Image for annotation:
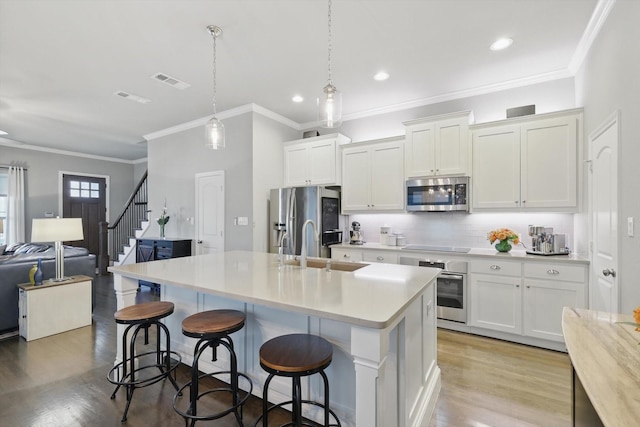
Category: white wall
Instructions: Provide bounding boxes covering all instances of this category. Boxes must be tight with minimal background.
[574,0,640,314]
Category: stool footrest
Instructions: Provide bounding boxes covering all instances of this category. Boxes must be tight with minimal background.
[107,350,181,388]
[173,370,253,422]
[255,399,342,427]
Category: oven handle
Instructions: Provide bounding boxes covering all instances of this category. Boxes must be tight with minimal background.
[439,273,464,280]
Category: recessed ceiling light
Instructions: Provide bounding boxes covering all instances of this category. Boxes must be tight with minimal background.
[0,130,7,135]
[292,95,304,103]
[373,71,390,81]
[490,38,513,51]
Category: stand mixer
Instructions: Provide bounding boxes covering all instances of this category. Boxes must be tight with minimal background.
[349,221,364,245]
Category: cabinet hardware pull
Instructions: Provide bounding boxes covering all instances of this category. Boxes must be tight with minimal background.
[489,265,501,270]
[515,201,519,204]
[522,200,526,204]
[547,269,559,275]
[516,284,520,288]
[377,256,384,261]
[526,285,531,289]
[343,254,350,258]
[197,240,203,244]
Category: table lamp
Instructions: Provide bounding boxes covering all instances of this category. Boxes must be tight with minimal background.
[31,217,84,281]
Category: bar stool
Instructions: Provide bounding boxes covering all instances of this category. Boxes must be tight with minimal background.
[173,309,253,426]
[107,301,181,423]
[256,334,341,427]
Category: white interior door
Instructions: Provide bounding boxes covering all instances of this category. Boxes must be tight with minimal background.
[195,171,225,255]
[589,112,619,313]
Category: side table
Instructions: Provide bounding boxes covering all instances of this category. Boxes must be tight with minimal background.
[18,275,93,341]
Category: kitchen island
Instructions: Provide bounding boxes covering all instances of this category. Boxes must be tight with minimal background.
[108,251,440,427]
[562,307,640,426]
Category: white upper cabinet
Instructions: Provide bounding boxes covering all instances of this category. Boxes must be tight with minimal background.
[403,111,473,178]
[342,137,404,213]
[283,133,350,187]
[471,109,582,212]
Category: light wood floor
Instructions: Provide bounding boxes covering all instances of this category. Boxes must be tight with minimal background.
[0,274,572,426]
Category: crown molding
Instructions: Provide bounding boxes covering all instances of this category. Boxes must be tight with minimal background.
[144,103,301,142]
[569,0,616,74]
[0,138,137,164]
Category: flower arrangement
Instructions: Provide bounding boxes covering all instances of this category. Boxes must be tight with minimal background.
[157,200,170,238]
[487,228,520,252]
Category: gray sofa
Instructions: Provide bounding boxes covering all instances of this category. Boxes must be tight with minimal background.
[0,243,97,333]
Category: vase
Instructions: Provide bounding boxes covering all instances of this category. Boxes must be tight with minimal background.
[29,264,38,285]
[495,240,512,253]
[34,258,44,286]
[159,224,165,239]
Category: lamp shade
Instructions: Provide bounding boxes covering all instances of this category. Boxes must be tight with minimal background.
[31,218,84,242]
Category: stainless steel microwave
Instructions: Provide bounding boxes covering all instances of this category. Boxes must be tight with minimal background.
[406,176,469,212]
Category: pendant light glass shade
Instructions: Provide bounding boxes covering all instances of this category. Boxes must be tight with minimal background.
[205,25,225,149]
[318,82,342,128]
[205,116,225,149]
[317,0,342,128]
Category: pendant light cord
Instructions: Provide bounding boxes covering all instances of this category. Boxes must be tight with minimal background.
[327,0,333,84]
[212,29,218,115]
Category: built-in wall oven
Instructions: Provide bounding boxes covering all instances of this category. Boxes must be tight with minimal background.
[399,256,468,323]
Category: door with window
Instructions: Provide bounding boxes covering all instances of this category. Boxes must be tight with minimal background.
[62,174,106,256]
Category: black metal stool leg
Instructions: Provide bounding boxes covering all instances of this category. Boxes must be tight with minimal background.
[321,370,330,427]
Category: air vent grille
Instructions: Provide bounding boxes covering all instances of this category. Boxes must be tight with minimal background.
[114,91,151,104]
[151,72,190,90]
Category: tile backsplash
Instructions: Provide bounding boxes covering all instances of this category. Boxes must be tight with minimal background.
[348,212,575,251]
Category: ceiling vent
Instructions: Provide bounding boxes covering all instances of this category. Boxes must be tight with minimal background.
[114,91,151,104]
[151,72,191,90]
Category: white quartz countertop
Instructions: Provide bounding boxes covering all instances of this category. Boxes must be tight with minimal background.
[332,242,589,264]
[108,250,439,329]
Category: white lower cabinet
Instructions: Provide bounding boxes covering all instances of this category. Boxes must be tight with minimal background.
[331,247,364,262]
[469,261,523,334]
[362,250,398,264]
[469,260,588,345]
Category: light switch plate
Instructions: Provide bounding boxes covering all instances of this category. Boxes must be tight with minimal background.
[238,216,249,226]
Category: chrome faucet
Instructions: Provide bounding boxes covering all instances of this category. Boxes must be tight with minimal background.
[300,219,318,269]
[277,231,289,267]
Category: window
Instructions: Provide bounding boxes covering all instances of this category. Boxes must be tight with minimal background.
[69,180,100,199]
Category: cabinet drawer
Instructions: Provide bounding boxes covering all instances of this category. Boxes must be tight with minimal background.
[523,263,586,283]
[362,251,398,264]
[470,260,521,277]
[331,248,363,262]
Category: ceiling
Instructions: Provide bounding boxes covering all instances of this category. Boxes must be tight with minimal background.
[0,0,600,161]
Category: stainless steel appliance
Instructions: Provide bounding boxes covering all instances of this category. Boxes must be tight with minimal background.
[269,187,343,259]
[399,256,468,323]
[406,176,469,212]
[526,225,569,255]
[349,221,364,245]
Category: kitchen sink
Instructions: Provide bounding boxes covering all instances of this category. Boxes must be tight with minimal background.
[284,258,367,272]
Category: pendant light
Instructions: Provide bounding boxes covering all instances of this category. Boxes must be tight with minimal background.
[317,0,342,128]
[205,25,225,149]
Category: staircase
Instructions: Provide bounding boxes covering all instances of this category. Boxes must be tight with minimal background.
[99,171,149,272]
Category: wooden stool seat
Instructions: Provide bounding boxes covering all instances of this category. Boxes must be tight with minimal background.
[181,309,246,338]
[114,301,174,324]
[260,334,333,375]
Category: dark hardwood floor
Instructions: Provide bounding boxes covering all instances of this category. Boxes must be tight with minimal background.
[0,274,572,426]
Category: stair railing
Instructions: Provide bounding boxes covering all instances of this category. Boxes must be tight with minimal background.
[98,171,148,274]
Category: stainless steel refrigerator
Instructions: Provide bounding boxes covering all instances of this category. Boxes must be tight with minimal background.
[269,186,344,259]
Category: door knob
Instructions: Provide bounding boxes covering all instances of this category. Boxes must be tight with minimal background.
[602,268,616,278]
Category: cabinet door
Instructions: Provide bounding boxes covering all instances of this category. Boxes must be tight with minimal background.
[309,139,337,185]
[405,124,435,178]
[342,146,372,212]
[435,118,468,176]
[523,279,585,342]
[469,274,522,334]
[370,141,404,211]
[284,144,310,187]
[472,125,521,209]
[521,115,578,209]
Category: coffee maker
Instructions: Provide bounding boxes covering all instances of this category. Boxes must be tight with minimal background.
[349,221,364,245]
[526,225,569,255]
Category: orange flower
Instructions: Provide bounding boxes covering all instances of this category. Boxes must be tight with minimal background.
[487,228,520,246]
[634,306,640,331]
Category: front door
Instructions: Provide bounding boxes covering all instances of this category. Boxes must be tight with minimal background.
[62,174,106,256]
[195,171,225,255]
[590,112,619,313]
